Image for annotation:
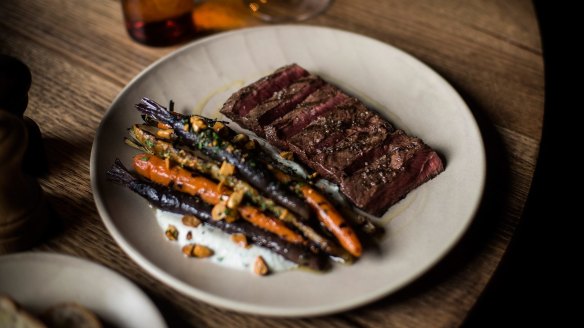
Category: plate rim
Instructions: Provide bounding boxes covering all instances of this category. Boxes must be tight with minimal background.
[90,24,486,317]
[0,252,168,327]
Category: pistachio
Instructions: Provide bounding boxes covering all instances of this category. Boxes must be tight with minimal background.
[211,201,238,222]
[279,151,294,160]
[219,161,235,176]
[244,139,258,150]
[231,233,250,248]
[212,121,228,137]
[181,243,214,258]
[181,244,195,257]
[227,189,245,209]
[190,116,207,132]
[182,215,202,228]
[165,225,178,241]
[253,256,269,276]
[156,128,173,139]
[194,244,214,258]
[232,133,249,145]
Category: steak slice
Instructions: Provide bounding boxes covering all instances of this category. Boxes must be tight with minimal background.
[219,63,445,216]
[264,84,350,149]
[340,132,444,216]
[220,64,308,129]
[239,75,324,137]
[287,100,394,183]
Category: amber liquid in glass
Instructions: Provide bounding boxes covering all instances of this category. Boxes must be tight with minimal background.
[122,0,195,46]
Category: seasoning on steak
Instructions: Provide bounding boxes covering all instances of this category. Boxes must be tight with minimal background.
[219,64,444,216]
[221,64,309,132]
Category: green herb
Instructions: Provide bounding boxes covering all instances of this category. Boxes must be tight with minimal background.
[145,139,155,148]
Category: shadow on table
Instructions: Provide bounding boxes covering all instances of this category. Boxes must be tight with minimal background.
[339,80,513,323]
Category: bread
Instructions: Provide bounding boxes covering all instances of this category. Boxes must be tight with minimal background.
[41,303,102,328]
[0,296,103,328]
[0,295,47,328]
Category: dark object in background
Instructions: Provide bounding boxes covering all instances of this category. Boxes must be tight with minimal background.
[0,111,49,253]
[0,54,48,176]
[121,0,196,47]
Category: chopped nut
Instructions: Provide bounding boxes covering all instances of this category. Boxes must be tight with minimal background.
[193,244,214,258]
[182,243,214,258]
[212,201,239,222]
[190,116,207,132]
[186,231,193,240]
[227,189,245,209]
[232,133,249,145]
[219,161,236,176]
[165,225,178,241]
[279,151,294,160]
[272,170,292,184]
[253,256,269,276]
[182,215,202,227]
[156,128,173,139]
[212,121,228,137]
[278,208,289,220]
[308,171,319,179]
[244,139,258,150]
[182,244,195,256]
[231,233,250,248]
[157,122,171,129]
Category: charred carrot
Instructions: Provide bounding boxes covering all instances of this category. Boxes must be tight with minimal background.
[239,206,304,244]
[107,159,326,270]
[128,126,350,258]
[132,153,305,244]
[297,184,362,257]
[135,97,312,220]
[133,153,223,204]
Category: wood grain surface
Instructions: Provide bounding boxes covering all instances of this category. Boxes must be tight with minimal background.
[0,0,543,326]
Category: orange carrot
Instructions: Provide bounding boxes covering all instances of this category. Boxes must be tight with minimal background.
[133,153,224,204]
[132,154,304,244]
[298,185,362,257]
[238,206,304,244]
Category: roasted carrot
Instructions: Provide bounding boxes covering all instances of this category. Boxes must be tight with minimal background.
[239,206,304,244]
[132,153,305,244]
[298,185,362,257]
[133,153,223,204]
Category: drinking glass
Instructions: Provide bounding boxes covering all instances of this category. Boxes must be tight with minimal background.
[243,0,331,23]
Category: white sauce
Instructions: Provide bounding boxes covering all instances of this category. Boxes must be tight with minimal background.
[155,209,297,272]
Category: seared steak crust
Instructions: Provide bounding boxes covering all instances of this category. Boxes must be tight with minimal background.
[220,64,444,216]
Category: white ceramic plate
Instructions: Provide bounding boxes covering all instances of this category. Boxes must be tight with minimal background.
[0,252,167,327]
[91,25,485,317]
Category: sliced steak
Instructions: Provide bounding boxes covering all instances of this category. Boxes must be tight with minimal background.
[219,63,445,216]
[287,108,392,183]
[340,133,444,216]
[239,75,324,137]
[220,64,308,129]
[265,84,350,149]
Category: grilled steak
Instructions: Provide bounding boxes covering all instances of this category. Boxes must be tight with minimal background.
[220,64,444,216]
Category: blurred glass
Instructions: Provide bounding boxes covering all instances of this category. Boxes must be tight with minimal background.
[243,0,331,23]
[122,0,196,46]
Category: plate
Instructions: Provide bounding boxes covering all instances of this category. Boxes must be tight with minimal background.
[90,25,485,316]
[0,252,167,327]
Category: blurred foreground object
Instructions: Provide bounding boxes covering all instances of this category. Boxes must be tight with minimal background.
[122,0,196,46]
[243,0,331,22]
[0,55,48,176]
[0,111,49,253]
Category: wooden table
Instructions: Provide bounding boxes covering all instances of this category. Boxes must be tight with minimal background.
[0,0,543,326]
